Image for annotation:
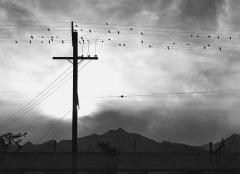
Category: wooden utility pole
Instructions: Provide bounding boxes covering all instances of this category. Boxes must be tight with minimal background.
[53,21,98,174]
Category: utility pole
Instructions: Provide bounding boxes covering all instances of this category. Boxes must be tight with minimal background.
[53,21,98,174]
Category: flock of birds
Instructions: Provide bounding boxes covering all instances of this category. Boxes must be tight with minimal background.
[0,21,239,53]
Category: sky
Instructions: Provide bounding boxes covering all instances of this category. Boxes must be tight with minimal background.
[1,0,240,145]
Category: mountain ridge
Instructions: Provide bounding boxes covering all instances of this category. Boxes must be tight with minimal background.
[15,128,240,153]
[19,128,205,153]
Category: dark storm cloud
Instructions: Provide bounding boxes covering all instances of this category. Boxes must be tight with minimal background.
[78,110,151,136]
[0,1,34,21]
[176,0,224,26]
[7,100,239,145]
[7,113,72,143]
[77,101,240,145]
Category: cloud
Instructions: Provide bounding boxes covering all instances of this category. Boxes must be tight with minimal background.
[0,1,34,21]
[2,98,240,146]
[78,100,240,145]
[176,0,224,26]
[1,0,240,147]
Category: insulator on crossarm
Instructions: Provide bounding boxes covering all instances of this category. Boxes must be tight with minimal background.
[30,35,33,39]
[62,40,64,44]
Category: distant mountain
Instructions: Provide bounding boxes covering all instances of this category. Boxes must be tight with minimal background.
[20,128,205,153]
[200,133,240,153]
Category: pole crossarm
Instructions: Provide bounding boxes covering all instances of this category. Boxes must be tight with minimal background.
[53,56,98,60]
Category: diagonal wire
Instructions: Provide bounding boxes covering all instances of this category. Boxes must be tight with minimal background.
[0,65,72,129]
[35,110,70,144]
[1,60,92,132]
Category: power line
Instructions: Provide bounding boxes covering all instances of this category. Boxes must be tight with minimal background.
[35,110,70,144]
[0,69,73,131]
[1,60,92,132]
[90,90,240,99]
[0,63,75,131]
[1,20,239,33]
[0,65,72,129]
